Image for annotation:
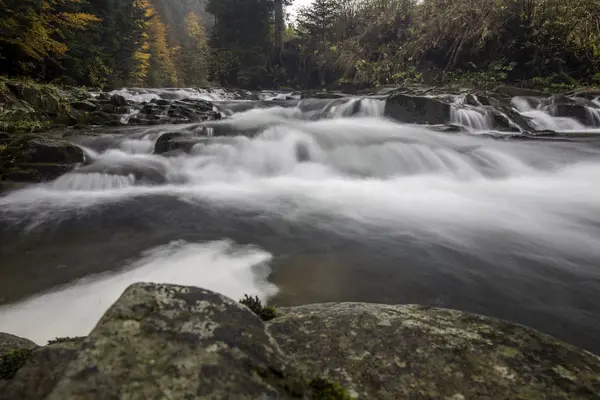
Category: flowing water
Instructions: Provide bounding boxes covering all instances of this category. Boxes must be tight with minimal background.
[1,89,600,353]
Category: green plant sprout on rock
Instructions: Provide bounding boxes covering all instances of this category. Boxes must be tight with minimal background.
[239,294,277,321]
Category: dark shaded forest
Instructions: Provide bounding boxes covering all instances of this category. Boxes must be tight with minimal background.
[1,0,599,90]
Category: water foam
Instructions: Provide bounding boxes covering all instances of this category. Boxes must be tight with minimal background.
[0,240,276,344]
[512,97,587,131]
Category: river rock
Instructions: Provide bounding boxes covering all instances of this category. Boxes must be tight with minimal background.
[268,303,600,399]
[301,91,347,99]
[47,283,307,399]
[110,94,127,107]
[0,339,83,400]
[384,93,451,124]
[494,85,549,98]
[70,101,97,112]
[0,134,84,184]
[154,131,195,154]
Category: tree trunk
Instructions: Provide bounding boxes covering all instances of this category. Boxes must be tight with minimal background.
[274,0,284,56]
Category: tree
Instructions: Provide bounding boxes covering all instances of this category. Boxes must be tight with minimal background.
[147,4,178,87]
[296,0,338,46]
[206,0,273,87]
[178,12,209,86]
[0,0,99,76]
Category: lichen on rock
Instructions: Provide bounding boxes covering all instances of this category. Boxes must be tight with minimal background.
[47,283,309,400]
[267,303,600,400]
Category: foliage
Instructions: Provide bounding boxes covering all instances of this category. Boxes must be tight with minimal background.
[239,294,277,321]
[47,336,85,345]
[2,0,597,89]
[296,0,339,45]
[0,348,32,380]
[0,0,212,88]
[206,0,274,88]
[0,0,99,62]
[277,0,600,88]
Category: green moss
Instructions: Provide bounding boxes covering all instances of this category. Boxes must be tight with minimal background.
[239,294,278,322]
[0,348,32,380]
[0,120,51,134]
[309,377,353,400]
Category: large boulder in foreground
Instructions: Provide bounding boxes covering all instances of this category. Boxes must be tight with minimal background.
[268,303,600,400]
[47,283,307,400]
[384,93,451,125]
[3,284,600,399]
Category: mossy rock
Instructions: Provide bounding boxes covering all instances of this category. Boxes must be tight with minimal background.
[268,303,600,399]
[0,349,32,380]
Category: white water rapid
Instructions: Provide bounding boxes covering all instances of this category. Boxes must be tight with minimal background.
[1,90,600,352]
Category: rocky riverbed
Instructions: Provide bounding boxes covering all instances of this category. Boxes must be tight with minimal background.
[1,283,599,399]
[2,80,600,369]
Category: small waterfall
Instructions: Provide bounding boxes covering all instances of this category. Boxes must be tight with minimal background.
[450,108,492,131]
[355,98,386,117]
[512,97,586,131]
[51,172,136,191]
[327,98,385,118]
[120,109,140,124]
[450,97,492,131]
[585,106,600,127]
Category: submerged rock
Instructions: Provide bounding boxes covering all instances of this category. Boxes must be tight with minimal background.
[268,303,600,399]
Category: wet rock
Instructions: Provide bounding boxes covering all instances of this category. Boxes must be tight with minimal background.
[151,98,171,106]
[110,94,127,107]
[430,124,464,133]
[11,136,83,165]
[384,93,451,124]
[154,131,194,154]
[47,283,307,400]
[301,91,347,99]
[494,85,549,98]
[70,101,96,112]
[0,134,84,184]
[0,339,83,400]
[572,89,600,100]
[268,303,600,400]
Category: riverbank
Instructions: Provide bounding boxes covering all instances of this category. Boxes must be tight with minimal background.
[1,283,599,399]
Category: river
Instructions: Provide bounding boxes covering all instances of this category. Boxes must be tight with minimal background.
[1,88,600,354]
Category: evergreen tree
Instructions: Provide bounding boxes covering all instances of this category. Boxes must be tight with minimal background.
[206,0,273,87]
[296,0,339,45]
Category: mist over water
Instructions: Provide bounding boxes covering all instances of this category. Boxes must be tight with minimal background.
[1,89,600,351]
